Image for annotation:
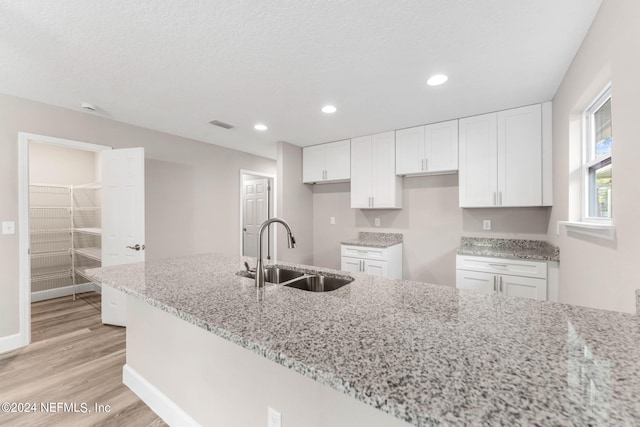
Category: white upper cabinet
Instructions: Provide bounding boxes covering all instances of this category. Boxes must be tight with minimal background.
[459,103,551,207]
[458,112,498,207]
[396,120,458,176]
[497,106,542,206]
[302,139,350,184]
[351,131,402,209]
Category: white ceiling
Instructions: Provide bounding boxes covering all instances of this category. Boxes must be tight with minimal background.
[0,0,602,159]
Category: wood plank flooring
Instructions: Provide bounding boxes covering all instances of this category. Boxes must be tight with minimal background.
[0,292,166,427]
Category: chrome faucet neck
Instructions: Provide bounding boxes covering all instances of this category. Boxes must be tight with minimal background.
[255,218,296,288]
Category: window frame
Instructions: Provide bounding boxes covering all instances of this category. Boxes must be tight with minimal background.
[582,84,612,224]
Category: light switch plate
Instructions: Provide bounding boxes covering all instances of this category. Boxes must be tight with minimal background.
[2,221,15,235]
[330,216,335,225]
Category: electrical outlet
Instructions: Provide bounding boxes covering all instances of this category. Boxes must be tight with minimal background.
[483,220,491,231]
[2,221,15,235]
[374,218,380,227]
[268,407,281,427]
[330,216,335,225]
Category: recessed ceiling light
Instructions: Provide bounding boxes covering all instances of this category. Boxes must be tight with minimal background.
[427,74,448,86]
[254,124,268,131]
[321,105,337,114]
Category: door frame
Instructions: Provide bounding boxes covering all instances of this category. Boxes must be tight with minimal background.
[18,132,112,348]
[238,169,277,259]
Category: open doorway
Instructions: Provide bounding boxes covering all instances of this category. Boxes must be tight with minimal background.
[18,133,145,348]
[28,142,103,302]
[239,170,276,260]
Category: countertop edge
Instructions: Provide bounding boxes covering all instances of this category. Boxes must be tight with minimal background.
[456,248,560,262]
[340,240,403,248]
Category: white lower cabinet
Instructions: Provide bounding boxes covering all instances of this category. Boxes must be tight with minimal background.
[455,255,547,301]
[341,244,402,279]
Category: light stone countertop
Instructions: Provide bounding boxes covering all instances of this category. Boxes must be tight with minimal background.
[87,253,640,426]
[341,232,403,248]
[457,237,560,262]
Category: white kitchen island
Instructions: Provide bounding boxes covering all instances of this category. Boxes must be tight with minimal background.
[87,253,640,426]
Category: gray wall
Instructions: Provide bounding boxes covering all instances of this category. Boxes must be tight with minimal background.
[312,175,550,287]
[29,142,97,185]
[276,142,314,265]
[0,93,276,338]
[549,0,640,313]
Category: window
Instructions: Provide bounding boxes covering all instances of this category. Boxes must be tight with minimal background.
[583,85,612,221]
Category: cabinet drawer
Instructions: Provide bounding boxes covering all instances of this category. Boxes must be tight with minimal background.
[456,255,547,279]
[341,245,388,261]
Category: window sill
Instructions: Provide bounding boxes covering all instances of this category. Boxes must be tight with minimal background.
[557,220,615,240]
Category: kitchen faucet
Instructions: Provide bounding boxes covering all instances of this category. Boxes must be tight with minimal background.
[255,218,296,288]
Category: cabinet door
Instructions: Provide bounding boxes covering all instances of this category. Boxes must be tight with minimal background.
[456,269,496,295]
[341,257,362,274]
[302,145,326,183]
[350,136,372,208]
[370,131,400,208]
[395,126,425,175]
[499,275,547,301]
[497,104,542,206]
[364,259,388,277]
[325,139,351,181]
[458,113,498,207]
[425,120,458,173]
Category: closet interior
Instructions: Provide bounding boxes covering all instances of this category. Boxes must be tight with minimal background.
[29,143,102,302]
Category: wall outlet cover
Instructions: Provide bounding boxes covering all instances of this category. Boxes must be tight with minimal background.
[483,220,491,231]
[268,407,281,427]
[374,218,381,227]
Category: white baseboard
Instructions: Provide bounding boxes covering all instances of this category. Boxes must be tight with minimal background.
[0,333,24,354]
[31,283,98,302]
[123,364,201,427]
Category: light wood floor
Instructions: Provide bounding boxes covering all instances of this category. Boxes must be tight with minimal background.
[0,292,166,427]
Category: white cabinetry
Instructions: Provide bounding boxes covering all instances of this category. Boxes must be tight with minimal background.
[303,140,350,184]
[351,132,402,209]
[455,255,547,301]
[341,244,402,279]
[395,120,458,176]
[458,103,552,207]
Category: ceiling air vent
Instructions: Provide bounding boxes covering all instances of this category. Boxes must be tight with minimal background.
[208,119,234,129]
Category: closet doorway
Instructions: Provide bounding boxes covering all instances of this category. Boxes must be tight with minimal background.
[18,133,145,348]
[239,170,276,259]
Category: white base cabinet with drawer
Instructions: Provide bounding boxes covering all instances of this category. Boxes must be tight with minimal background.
[455,255,548,301]
[341,244,402,279]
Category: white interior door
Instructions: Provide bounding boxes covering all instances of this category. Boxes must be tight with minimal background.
[101,147,145,326]
[242,178,269,257]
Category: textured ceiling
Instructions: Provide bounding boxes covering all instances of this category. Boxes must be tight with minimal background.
[0,0,602,159]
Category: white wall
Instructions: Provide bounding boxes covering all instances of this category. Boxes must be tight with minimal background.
[29,142,97,185]
[312,175,551,287]
[0,93,276,339]
[548,0,640,313]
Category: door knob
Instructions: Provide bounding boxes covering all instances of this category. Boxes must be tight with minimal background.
[126,244,144,251]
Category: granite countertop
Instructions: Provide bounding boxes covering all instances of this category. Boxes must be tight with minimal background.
[457,237,560,262]
[87,254,640,426]
[341,231,403,248]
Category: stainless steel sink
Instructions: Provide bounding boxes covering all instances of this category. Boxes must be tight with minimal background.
[284,275,353,292]
[238,266,304,284]
[237,265,353,291]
